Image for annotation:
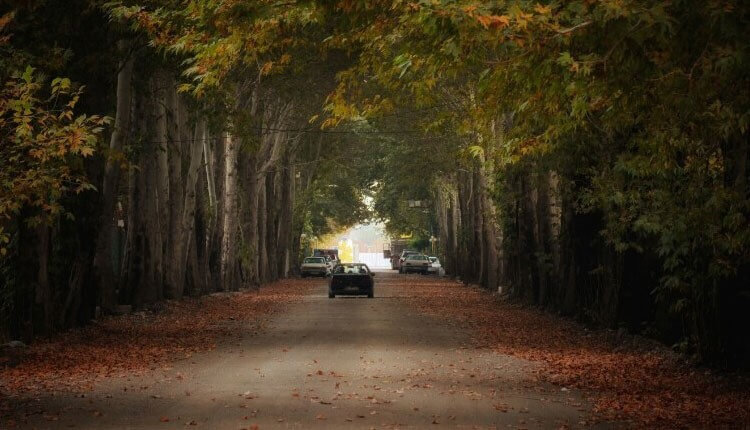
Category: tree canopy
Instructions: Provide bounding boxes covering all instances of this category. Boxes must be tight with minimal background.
[0,0,748,365]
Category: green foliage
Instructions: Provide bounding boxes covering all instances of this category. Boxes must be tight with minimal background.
[0,67,109,254]
[409,236,431,253]
[304,166,370,236]
[43,0,750,362]
[314,0,749,361]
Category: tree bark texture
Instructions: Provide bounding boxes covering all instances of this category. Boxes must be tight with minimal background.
[93,41,134,311]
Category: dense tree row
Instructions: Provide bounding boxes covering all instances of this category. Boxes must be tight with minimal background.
[0,1,368,339]
[1,0,748,366]
[338,0,749,366]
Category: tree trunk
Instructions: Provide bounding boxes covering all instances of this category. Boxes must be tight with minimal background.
[131,91,166,305]
[94,40,134,312]
[154,73,171,290]
[457,169,474,281]
[243,152,260,286]
[448,189,460,277]
[165,74,185,299]
[257,175,269,284]
[34,225,52,336]
[277,161,294,277]
[209,133,225,291]
[179,119,206,292]
[59,255,88,329]
[479,169,499,292]
[220,132,239,291]
[266,171,279,281]
[472,170,485,286]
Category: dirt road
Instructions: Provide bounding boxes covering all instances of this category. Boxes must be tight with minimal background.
[10,271,593,429]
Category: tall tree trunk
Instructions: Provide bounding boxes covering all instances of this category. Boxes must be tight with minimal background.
[209,133,225,291]
[277,161,294,277]
[132,91,166,305]
[94,41,134,312]
[179,119,206,293]
[472,170,485,286]
[457,169,474,281]
[220,132,239,290]
[448,189,460,277]
[257,175,269,284]
[479,167,499,292]
[154,73,171,291]
[194,151,211,295]
[203,129,217,209]
[59,255,88,328]
[521,171,539,303]
[34,225,52,336]
[243,152,260,286]
[165,74,185,299]
[266,171,280,281]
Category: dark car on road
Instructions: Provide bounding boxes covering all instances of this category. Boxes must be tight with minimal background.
[329,263,375,298]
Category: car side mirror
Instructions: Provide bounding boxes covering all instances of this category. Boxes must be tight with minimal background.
[371,273,376,277]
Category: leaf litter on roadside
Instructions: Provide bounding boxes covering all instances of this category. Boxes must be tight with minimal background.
[0,279,315,398]
[392,277,750,428]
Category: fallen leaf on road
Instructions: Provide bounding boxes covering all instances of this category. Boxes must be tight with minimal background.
[397,277,750,427]
[0,279,313,405]
[493,403,509,412]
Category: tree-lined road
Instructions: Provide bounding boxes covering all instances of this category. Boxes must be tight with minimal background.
[15,272,592,429]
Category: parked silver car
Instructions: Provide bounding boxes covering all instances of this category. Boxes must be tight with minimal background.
[427,256,444,275]
[397,250,419,273]
[401,254,430,274]
[300,257,330,277]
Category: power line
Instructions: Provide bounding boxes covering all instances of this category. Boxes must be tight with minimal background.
[140,128,457,145]
[132,102,465,144]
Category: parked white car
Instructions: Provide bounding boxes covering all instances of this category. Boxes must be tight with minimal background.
[397,250,418,273]
[427,256,444,275]
[401,254,430,274]
[301,257,330,277]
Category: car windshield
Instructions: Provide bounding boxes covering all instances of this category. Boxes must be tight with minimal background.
[409,255,428,260]
[334,264,369,274]
[429,257,438,263]
[304,257,325,264]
